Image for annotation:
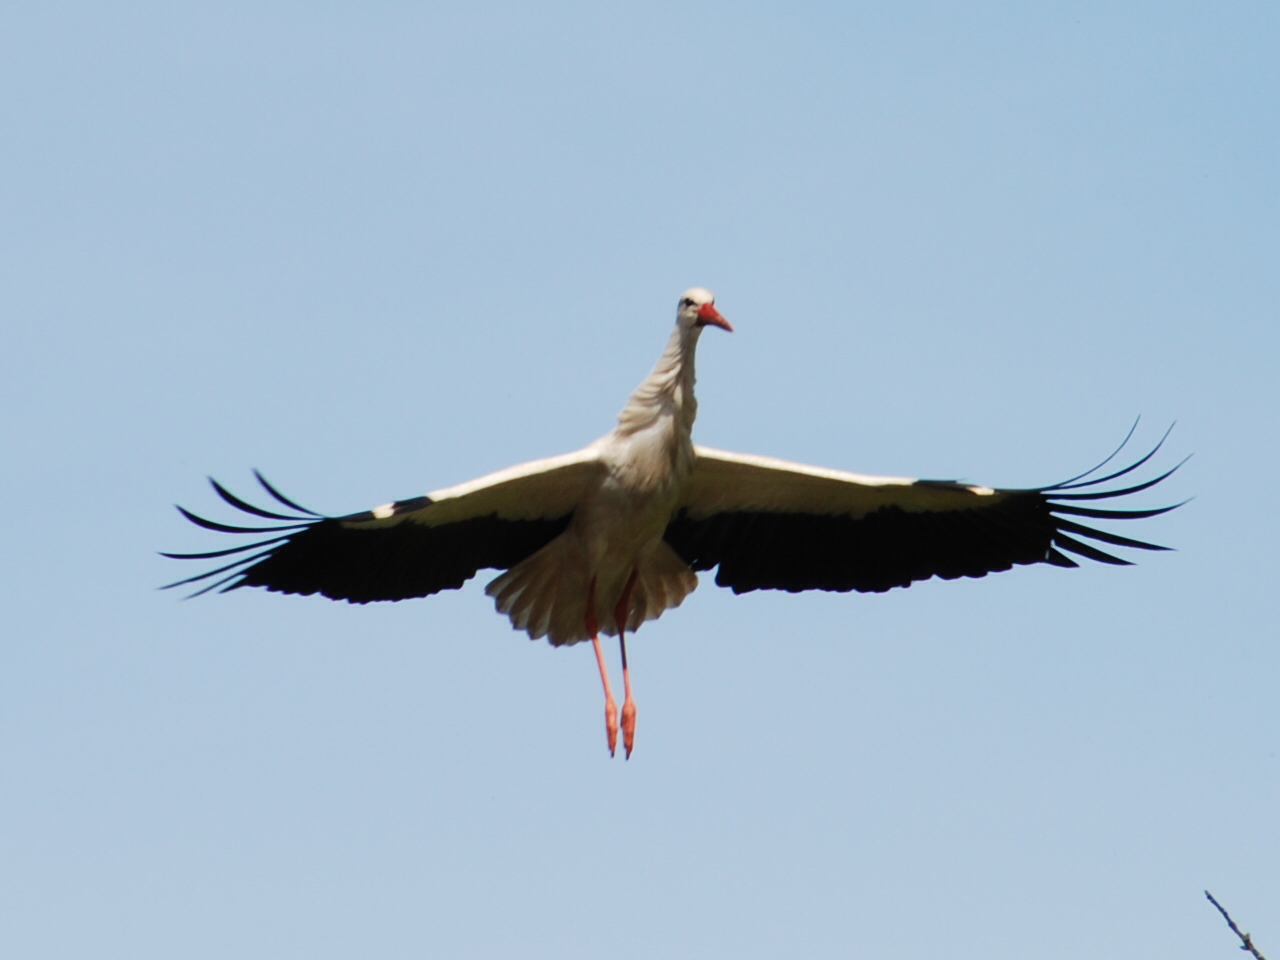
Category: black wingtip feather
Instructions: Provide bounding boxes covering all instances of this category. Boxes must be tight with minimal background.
[158,536,292,561]
[254,470,323,516]
[1053,533,1133,566]
[185,572,249,599]
[161,547,282,590]
[1049,429,1181,492]
[1047,459,1188,501]
[1055,519,1170,552]
[1050,502,1184,521]
[1052,417,1142,488]
[209,477,310,522]
[175,504,307,535]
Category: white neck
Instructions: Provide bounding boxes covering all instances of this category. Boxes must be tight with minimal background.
[615,322,702,439]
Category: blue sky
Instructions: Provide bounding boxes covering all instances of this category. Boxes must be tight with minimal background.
[2,3,1277,957]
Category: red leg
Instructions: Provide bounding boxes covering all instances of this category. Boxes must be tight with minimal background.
[586,578,618,757]
[614,569,639,759]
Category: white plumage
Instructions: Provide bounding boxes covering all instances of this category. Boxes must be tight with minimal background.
[166,288,1181,757]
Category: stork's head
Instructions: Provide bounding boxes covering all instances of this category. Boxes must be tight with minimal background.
[677,288,732,333]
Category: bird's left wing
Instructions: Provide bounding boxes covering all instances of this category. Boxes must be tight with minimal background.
[163,444,605,603]
[663,439,1182,594]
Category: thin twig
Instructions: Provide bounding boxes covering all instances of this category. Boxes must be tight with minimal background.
[1206,890,1269,960]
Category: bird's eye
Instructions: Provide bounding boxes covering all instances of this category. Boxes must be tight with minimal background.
[680,298,695,309]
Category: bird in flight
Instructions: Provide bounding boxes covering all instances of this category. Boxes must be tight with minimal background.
[165,288,1182,758]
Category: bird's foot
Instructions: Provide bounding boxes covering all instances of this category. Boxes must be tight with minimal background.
[604,697,619,757]
[621,696,637,759]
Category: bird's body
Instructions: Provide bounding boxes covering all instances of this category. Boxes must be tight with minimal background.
[488,303,710,647]
[166,288,1182,758]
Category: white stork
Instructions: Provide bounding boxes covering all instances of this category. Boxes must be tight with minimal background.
[165,288,1181,758]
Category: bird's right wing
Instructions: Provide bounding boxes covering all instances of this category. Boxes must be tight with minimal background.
[664,436,1182,594]
[163,444,605,603]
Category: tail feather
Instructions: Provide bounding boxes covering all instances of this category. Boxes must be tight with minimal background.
[523,563,562,640]
[486,536,591,645]
[622,541,698,635]
[485,536,698,646]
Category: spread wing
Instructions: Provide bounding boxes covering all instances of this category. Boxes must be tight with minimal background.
[163,444,605,603]
[663,431,1183,594]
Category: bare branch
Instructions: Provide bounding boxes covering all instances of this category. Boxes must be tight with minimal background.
[1206,890,1269,960]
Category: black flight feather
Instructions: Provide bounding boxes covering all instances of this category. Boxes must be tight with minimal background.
[663,432,1182,595]
[164,475,571,603]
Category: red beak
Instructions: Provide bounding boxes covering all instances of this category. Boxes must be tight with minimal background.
[696,302,733,332]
